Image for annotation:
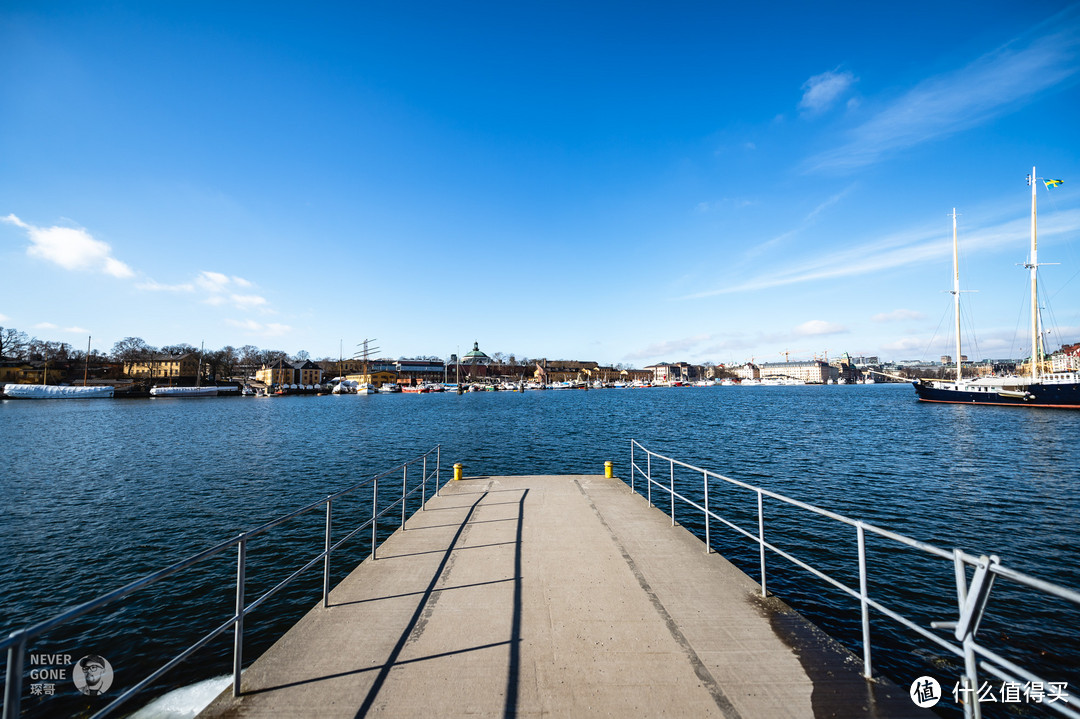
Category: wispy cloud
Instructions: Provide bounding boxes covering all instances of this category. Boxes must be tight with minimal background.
[34,322,58,330]
[799,69,857,115]
[806,14,1080,172]
[680,207,1080,299]
[225,319,292,337]
[795,320,848,337]
[873,309,925,322]
[0,313,9,323]
[624,335,714,361]
[745,184,856,257]
[2,214,134,278]
[193,271,268,311]
[136,279,196,292]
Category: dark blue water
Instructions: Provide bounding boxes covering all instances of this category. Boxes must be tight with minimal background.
[2,385,1078,717]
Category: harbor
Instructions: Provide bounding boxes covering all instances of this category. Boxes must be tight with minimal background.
[2,386,1079,718]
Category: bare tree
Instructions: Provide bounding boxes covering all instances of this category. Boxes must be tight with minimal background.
[0,328,29,359]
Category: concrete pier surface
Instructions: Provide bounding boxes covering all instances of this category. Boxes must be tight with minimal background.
[200,475,927,718]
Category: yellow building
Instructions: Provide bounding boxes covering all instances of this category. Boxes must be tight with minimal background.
[0,362,42,384]
[125,353,200,380]
[256,360,324,386]
[345,370,398,386]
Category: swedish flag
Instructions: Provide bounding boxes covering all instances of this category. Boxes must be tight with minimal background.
[1044,178,1064,189]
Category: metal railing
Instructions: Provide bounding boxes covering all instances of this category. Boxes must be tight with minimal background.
[1,445,442,719]
[629,439,1080,719]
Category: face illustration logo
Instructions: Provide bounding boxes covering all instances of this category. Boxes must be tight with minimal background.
[72,655,113,696]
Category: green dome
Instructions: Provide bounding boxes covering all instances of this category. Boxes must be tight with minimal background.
[462,341,491,364]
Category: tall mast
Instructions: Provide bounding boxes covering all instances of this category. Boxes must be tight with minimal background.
[951,209,962,382]
[84,335,91,386]
[1029,167,1040,381]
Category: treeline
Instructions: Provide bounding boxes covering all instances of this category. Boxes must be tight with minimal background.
[0,327,304,378]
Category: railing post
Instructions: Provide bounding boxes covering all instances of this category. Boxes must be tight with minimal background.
[857,522,872,678]
[669,459,675,526]
[646,453,652,507]
[372,477,379,560]
[323,498,332,608]
[757,490,767,597]
[703,470,710,554]
[402,464,407,530]
[232,535,246,697]
[422,455,427,509]
[630,441,635,494]
[436,446,441,498]
[4,634,26,719]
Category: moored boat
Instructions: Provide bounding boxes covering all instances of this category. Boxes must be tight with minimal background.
[2,384,115,399]
[913,170,1080,408]
[150,386,218,397]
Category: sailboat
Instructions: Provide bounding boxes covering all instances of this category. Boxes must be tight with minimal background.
[912,168,1080,408]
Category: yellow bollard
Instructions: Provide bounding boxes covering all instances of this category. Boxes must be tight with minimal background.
[453,463,463,481]
[604,461,613,478]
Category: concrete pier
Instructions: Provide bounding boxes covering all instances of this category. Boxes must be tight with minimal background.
[200,475,927,718]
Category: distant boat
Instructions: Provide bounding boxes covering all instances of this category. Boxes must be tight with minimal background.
[2,384,114,399]
[357,383,378,395]
[380,383,402,393]
[913,172,1080,408]
[150,386,218,397]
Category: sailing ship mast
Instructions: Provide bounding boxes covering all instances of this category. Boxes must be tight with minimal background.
[1028,167,1041,382]
[951,209,962,383]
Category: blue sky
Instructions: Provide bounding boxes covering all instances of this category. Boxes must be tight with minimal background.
[2,2,1079,366]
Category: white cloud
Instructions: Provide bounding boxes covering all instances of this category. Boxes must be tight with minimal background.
[2,214,134,278]
[795,320,848,337]
[65,326,88,334]
[231,294,268,310]
[136,279,196,292]
[806,15,1080,172]
[192,271,265,311]
[34,322,58,330]
[799,69,857,115]
[0,313,9,323]
[873,309,925,322]
[225,319,292,337]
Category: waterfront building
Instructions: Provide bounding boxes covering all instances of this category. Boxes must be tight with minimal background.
[344,370,398,387]
[125,352,200,381]
[0,359,41,384]
[757,360,831,383]
[644,363,675,383]
[534,359,601,384]
[620,368,654,383]
[735,363,760,380]
[256,360,324,387]
[461,342,491,365]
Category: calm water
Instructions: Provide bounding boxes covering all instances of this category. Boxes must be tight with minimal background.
[2,385,1078,717]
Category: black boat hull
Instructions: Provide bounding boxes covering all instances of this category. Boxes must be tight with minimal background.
[912,380,1080,408]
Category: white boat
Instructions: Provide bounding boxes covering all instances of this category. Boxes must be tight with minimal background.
[2,384,114,399]
[912,173,1080,408]
[379,383,402,393]
[150,386,218,397]
[357,383,378,395]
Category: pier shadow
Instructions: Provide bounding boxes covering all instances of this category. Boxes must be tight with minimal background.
[345,487,528,719]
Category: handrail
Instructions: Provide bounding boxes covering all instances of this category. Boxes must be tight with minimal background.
[2,445,441,719]
[628,439,1079,719]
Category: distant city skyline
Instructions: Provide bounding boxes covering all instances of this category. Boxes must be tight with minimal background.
[2,3,1079,367]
